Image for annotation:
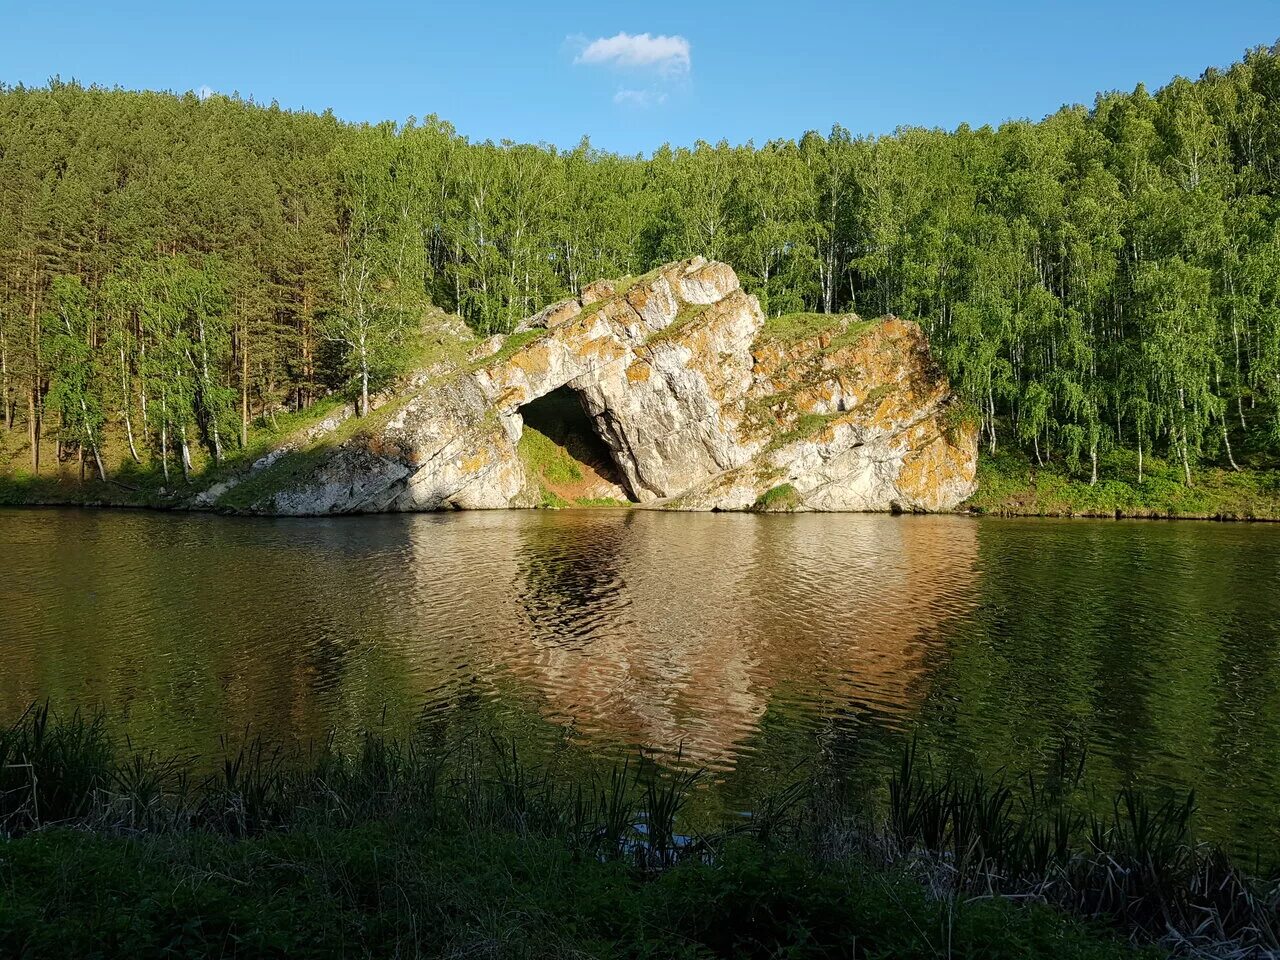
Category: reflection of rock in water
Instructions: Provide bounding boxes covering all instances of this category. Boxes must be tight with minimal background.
[500,512,979,769]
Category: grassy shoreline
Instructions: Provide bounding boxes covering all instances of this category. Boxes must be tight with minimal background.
[963,449,1280,522]
[1,707,1277,958]
[5,417,1280,521]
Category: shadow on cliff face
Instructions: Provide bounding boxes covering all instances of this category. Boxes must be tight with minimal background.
[516,386,636,504]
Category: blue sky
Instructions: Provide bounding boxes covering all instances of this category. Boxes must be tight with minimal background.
[2,1,1277,154]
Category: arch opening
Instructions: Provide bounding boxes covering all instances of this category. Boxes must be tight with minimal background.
[516,386,636,505]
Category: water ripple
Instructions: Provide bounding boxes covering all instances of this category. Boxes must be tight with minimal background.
[2,508,1278,855]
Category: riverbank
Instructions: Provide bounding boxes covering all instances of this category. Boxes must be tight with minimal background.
[5,824,1153,959]
[963,449,1280,521]
[6,417,1280,521]
[1,707,1275,958]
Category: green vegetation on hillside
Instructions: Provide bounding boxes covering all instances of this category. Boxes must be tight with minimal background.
[5,47,1280,500]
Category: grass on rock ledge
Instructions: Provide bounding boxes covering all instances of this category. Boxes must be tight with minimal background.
[2,705,1277,958]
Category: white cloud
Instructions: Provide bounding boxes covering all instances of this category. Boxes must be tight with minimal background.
[613,88,668,108]
[574,32,691,74]
[197,85,215,101]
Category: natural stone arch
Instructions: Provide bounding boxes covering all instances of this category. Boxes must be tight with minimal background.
[222,258,977,516]
[513,384,636,503]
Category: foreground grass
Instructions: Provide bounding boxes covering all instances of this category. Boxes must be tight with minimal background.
[2,708,1278,958]
[3,827,1149,960]
[965,447,1280,521]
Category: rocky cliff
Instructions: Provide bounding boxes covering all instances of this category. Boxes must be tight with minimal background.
[208,259,977,515]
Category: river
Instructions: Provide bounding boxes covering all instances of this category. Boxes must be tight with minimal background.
[2,507,1277,857]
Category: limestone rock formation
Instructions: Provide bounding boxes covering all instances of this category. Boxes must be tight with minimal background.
[211,258,977,515]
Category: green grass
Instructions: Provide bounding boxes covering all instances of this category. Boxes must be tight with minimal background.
[643,301,713,347]
[0,393,363,511]
[0,827,1158,960]
[574,495,629,507]
[824,317,879,352]
[517,425,591,509]
[752,482,802,512]
[215,394,414,511]
[610,264,665,302]
[0,309,477,512]
[769,411,839,451]
[756,311,878,350]
[758,311,847,342]
[0,706,1206,959]
[470,328,550,371]
[518,425,583,486]
[967,446,1280,520]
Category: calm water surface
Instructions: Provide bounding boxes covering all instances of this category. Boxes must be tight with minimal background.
[2,508,1278,856]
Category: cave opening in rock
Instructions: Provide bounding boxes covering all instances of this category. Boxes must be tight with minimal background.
[517,386,637,505]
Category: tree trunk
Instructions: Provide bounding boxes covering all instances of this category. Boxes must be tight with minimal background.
[986,390,997,454]
[28,278,41,472]
[1178,388,1192,486]
[28,387,40,474]
[240,326,249,448]
[0,330,10,430]
[1222,421,1240,472]
[359,334,370,417]
[179,423,193,481]
[195,314,222,463]
[119,344,141,463]
[139,332,149,432]
[1136,427,1144,485]
[160,415,170,483]
[78,395,106,483]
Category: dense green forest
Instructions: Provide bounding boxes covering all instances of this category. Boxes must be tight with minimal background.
[4,45,1280,486]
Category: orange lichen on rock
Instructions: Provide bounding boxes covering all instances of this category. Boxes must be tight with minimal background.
[227,259,976,516]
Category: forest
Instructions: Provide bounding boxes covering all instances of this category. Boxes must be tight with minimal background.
[4,44,1280,486]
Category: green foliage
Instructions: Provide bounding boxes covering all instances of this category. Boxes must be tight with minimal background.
[321,124,431,415]
[518,426,583,485]
[752,483,802,511]
[757,311,848,342]
[0,706,1266,958]
[967,447,1280,519]
[40,277,106,474]
[7,48,1280,489]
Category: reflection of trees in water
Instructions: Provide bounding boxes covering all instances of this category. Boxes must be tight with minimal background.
[910,521,1280,858]
[8,510,1280,858]
[0,511,431,761]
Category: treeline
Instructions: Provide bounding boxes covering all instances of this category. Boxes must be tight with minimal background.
[4,46,1280,482]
